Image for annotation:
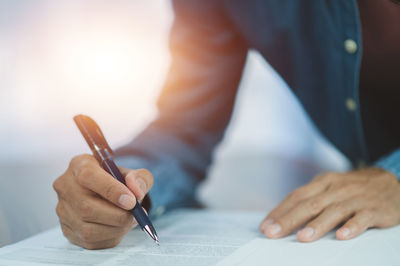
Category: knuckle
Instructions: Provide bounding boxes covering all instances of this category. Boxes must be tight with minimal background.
[305,199,322,215]
[56,202,64,218]
[289,188,305,202]
[53,178,63,194]
[70,154,93,175]
[69,156,80,169]
[330,202,345,213]
[70,155,87,169]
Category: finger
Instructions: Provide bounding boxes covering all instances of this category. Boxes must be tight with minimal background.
[61,196,138,228]
[62,223,123,250]
[56,199,76,228]
[336,210,374,240]
[81,238,124,250]
[65,203,133,244]
[59,200,135,245]
[77,196,138,227]
[296,200,360,242]
[260,180,328,232]
[60,222,80,245]
[59,178,96,210]
[54,170,95,203]
[263,194,332,238]
[263,184,361,238]
[74,161,137,210]
[124,168,154,201]
[75,221,131,244]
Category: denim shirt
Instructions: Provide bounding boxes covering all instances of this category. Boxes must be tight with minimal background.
[115,0,400,218]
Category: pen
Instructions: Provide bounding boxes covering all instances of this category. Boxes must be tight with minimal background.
[73,114,159,245]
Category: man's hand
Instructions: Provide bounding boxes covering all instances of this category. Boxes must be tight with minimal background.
[53,154,154,249]
[259,168,400,242]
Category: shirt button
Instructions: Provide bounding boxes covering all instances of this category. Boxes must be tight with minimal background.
[345,98,357,112]
[344,39,358,54]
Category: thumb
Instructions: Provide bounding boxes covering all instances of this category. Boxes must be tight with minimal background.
[120,167,154,201]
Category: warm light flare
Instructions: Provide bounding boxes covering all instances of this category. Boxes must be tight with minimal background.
[3,1,173,159]
[55,30,148,90]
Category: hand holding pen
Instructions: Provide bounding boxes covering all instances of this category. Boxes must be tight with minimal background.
[52,115,158,249]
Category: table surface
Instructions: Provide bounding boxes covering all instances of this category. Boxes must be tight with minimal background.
[0,151,330,247]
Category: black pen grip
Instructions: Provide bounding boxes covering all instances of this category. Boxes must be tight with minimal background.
[99,156,126,185]
[99,156,149,228]
[132,201,151,227]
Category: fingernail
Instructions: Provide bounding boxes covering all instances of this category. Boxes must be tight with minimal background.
[340,227,351,238]
[261,219,274,232]
[299,227,315,239]
[119,194,135,209]
[265,223,281,236]
[136,178,147,195]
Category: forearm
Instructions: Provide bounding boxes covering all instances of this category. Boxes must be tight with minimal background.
[114,0,248,217]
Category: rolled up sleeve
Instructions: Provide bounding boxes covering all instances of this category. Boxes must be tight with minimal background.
[114,0,248,219]
[375,149,400,180]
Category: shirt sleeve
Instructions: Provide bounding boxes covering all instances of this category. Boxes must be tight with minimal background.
[114,0,248,219]
[374,149,400,181]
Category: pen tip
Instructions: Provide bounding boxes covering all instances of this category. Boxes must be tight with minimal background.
[154,233,159,246]
[143,225,160,245]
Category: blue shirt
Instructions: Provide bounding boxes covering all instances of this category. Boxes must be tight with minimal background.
[115,0,400,218]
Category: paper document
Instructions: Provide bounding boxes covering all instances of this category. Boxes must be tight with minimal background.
[1,209,400,266]
[0,209,263,266]
[217,224,400,266]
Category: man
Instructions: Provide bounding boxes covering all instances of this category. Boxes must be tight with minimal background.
[53,0,400,249]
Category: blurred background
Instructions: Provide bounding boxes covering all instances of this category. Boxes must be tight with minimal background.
[0,0,350,247]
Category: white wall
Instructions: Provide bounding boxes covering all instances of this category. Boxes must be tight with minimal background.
[0,0,349,247]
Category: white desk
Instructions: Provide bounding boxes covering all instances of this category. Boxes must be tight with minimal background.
[1,209,399,266]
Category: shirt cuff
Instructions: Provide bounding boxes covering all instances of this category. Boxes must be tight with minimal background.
[374,149,400,181]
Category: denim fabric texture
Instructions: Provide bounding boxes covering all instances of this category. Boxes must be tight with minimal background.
[114,0,400,218]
